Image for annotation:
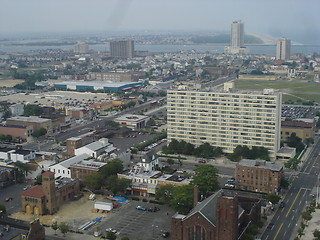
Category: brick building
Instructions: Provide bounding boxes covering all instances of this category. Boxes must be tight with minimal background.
[235,159,284,194]
[6,116,53,136]
[0,124,33,142]
[66,137,83,158]
[21,171,80,215]
[281,119,316,141]
[70,159,107,180]
[171,189,262,240]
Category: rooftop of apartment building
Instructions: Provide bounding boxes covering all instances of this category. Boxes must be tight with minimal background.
[237,159,283,171]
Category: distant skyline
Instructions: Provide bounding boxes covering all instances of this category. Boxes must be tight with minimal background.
[1,0,319,44]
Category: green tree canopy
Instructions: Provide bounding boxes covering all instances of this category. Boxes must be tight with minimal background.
[155,185,175,203]
[58,222,69,237]
[32,128,47,138]
[24,104,43,116]
[105,120,120,128]
[170,185,194,214]
[0,204,6,214]
[105,175,131,195]
[191,165,220,196]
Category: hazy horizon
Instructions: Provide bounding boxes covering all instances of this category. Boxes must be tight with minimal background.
[1,0,319,44]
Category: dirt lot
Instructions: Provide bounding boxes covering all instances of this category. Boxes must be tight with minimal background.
[10,192,113,229]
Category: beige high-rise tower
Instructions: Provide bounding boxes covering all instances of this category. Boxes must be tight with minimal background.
[276,38,291,60]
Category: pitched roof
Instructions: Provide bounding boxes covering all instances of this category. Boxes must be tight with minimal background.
[21,185,45,198]
[183,189,222,226]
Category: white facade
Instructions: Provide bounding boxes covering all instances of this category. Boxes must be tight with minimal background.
[276,38,291,60]
[0,148,35,164]
[9,104,24,116]
[74,138,116,158]
[114,114,150,130]
[49,153,90,178]
[225,20,247,54]
[231,20,244,48]
[167,86,282,158]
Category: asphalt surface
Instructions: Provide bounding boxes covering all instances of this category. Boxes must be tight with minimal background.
[0,183,25,214]
[261,137,320,240]
[86,201,174,240]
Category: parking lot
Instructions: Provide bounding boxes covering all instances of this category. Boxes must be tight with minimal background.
[88,200,174,239]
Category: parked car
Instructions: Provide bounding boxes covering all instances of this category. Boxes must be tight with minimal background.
[162,232,170,238]
[4,197,13,202]
[279,201,285,208]
[198,160,206,163]
[136,206,147,211]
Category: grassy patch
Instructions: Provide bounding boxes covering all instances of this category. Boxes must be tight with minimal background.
[235,80,320,104]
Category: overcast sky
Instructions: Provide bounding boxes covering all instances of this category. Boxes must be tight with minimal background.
[1,0,319,43]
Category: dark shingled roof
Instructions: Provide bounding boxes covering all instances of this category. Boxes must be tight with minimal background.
[183,189,222,226]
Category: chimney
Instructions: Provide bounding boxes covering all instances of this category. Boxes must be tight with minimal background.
[194,185,199,207]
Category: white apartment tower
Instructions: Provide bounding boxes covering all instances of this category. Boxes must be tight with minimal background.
[231,20,244,49]
[276,38,291,60]
[225,20,247,54]
[167,84,282,158]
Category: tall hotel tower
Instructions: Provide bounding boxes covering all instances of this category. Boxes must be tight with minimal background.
[276,38,291,60]
[225,20,247,54]
[167,83,282,159]
[110,39,134,58]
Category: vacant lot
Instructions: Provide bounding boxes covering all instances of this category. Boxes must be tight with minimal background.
[10,192,111,228]
[235,79,320,104]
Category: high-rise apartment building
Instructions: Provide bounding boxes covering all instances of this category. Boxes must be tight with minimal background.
[231,20,244,49]
[110,39,134,58]
[225,20,247,54]
[74,43,89,54]
[167,84,282,158]
[276,38,291,60]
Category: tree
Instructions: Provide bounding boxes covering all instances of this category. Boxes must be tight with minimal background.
[0,204,6,214]
[32,128,47,138]
[106,231,117,240]
[313,230,320,240]
[51,221,58,235]
[58,222,69,237]
[105,120,120,128]
[191,165,220,196]
[100,159,123,177]
[286,133,305,153]
[13,161,30,177]
[170,185,194,214]
[146,118,156,127]
[24,104,43,116]
[155,185,175,203]
[265,193,281,204]
[84,173,104,190]
[121,237,130,240]
[105,175,131,195]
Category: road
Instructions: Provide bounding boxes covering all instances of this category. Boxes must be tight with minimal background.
[261,137,320,240]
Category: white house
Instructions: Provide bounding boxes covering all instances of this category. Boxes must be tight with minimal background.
[9,104,24,116]
[136,151,161,172]
[74,138,116,158]
[49,153,90,178]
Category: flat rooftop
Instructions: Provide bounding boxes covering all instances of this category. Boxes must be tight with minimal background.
[237,159,283,171]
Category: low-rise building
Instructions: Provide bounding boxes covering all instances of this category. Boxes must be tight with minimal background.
[70,159,107,180]
[281,119,316,141]
[0,124,33,142]
[6,116,53,136]
[235,159,284,194]
[74,138,116,158]
[114,114,150,130]
[21,171,80,215]
[0,146,36,164]
[276,147,296,161]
